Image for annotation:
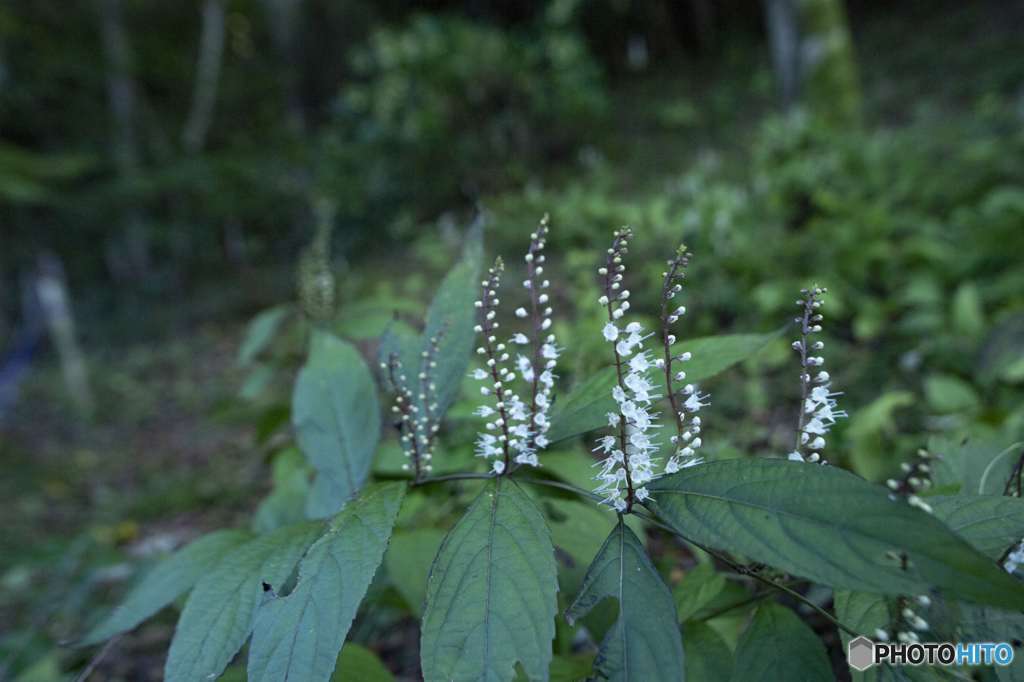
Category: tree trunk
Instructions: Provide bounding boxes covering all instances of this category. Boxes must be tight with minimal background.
[796,0,862,127]
[99,0,150,281]
[182,0,227,154]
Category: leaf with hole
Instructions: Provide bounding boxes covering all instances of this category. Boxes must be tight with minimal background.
[645,458,1024,609]
[248,483,405,682]
[420,477,558,682]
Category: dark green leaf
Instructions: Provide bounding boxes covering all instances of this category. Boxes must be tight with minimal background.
[683,621,732,682]
[930,495,1024,561]
[728,602,832,682]
[421,478,558,682]
[253,447,312,534]
[163,521,324,682]
[82,530,253,646]
[293,330,381,516]
[833,589,888,682]
[565,517,685,682]
[546,330,784,443]
[248,483,405,682]
[238,305,290,367]
[959,604,1024,682]
[645,459,1024,609]
[673,561,727,623]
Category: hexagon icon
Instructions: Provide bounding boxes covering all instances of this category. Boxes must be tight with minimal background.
[848,636,875,671]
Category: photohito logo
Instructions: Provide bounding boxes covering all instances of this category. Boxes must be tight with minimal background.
[847,637,1014,670]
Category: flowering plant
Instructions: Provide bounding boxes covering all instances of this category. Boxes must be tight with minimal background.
[81,216,1024,682]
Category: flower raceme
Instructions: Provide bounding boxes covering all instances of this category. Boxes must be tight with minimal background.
[468,217,560,474]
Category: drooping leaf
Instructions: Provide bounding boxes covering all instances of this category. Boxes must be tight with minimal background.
[379,214,483,425]
[253,447,312,534]
[728,602,832,682]
[421,477,558,682]
[329,642,397,682]
[293,330,381,516]
[385,528,447,617]
[672,561,727,623]
[546,330,785,443]
[682,621,732,682]
[930,495,1024,561]
[645,459,1024,609]
[82,530,253,646]
[564,517,685,682]
[237,305,291,367]
[248,483,405,682]
[163,521,324,682]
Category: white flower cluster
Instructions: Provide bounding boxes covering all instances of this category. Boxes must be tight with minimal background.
[469,220,559,474]
[788,286,845,464]
[596,321,661,512]
[1006,539,1024,574]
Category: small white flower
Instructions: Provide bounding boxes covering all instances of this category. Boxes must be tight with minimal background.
[492,460,506,474]
[602,323,619,341]
[511,333,529,344]
[471,368,489,380]
[515,308,528,318]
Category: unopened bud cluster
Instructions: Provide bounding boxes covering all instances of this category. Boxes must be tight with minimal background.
[874,594,933,644]
[885,448,935,514]
[788,286,845,464]
[384,329,446,479]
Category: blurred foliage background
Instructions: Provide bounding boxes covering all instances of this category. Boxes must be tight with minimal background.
[2,0,1024,679]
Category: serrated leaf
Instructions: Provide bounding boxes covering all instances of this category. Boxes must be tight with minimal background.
[380,215,483,425]
[163,521,324,682]
[82,530,253,646]
[673,561,727,623]
[683,621,732,682]
[248,483,405,682]
[293,330,380,516]
[729,602,832,682]
[565,517,685,682]
[930,495,1024,561]
[421,478,558,682]
[238,305,290,366]
[645,459,1024,609]
[546,330,784,443]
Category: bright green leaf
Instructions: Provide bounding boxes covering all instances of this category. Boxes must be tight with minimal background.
[163,521,324,682]
[565,517,685,682]
[329,642,397,682]
[385,528,447,617]
[683,621,732,682]
[546,330,784,443]
[923,375,981,414]
[645,459,1024,609]
[930,495,1024,561]
[421,478,558,682]
[673,561,727,623]
[82,529,253,646]
[729,602,832,682]
[248,483,405,682]
[238,305,290,367]
[293,330,380,517]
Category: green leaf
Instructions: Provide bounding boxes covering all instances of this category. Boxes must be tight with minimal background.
[645,459,1024,609]
[959,605,1024,682]
[546,330,784,443]
[683,621,732,682]
[673,561,727,623]
[82,529,253,646]
[833,589,888,682]
[163,521,324,682]
[253,447,312,534]
[238,305,290,367]
[421,478,558,682]
[564,517,685,682]
[293,330,381,516]
[380,217,483,425]
[930,495,1024,561]
[385,528,447,617]
[329,642,397,682]
[248,483,406,682]
[728,602,832,682]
